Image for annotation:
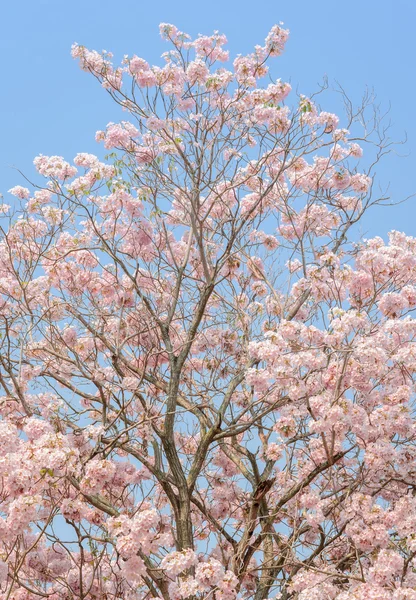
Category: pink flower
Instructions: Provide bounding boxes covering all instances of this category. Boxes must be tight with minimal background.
[195,559,224,588]
[264,24,290,56]
[265,443,282,461]
[73,153,100,168]
[33,155,77,180]
[378,292,408,317]
[0,560,8,583]
[130,57,158,88]
[318,111,340,133]
[160,549,198,577]
[8,186,30,199]
[186,60,210,85]
[350,173,372,193]
[217,571,239,600]
[120,555,146,584]
[159,23,179,41]
[100,122,139,150]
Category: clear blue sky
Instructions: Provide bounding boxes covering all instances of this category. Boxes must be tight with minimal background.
[1,0,415,239]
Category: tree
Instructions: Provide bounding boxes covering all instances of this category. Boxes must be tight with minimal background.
[0,20,414,600]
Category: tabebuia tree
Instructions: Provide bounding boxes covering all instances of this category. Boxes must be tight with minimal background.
[0,20,415,600]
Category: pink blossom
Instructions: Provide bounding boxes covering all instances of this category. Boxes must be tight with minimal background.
[265,442,282,461]
[0,560,8,583]
[264,24,290,56]
[318,111,340,133]
[33,155,77,180]
[160,549,198,577]
[8,185,30,199]
[1,21,416,600]
[120,555,146,583]
[186,60,210,85]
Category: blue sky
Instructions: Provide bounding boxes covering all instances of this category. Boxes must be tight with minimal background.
[1,0,415,240]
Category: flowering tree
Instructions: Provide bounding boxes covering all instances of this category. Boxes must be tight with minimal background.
[0,20,415,600]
